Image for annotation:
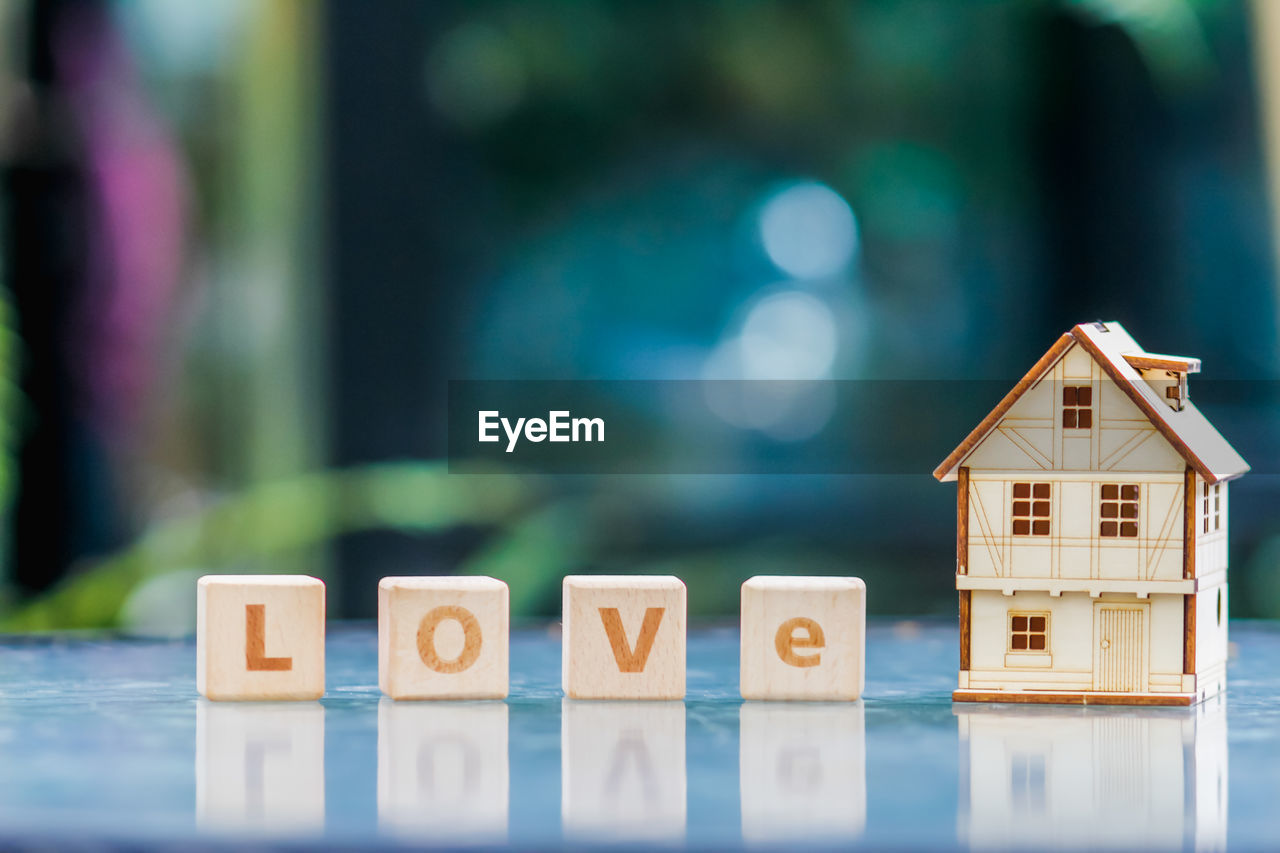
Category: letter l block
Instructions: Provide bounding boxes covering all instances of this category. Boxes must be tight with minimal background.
[740,576,865,701]
[197,575,325,701]
[378,576,509,700]
[562,575,686,700]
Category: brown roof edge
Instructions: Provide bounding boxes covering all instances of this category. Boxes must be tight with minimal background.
[932,331,1076,481]
[1122,353,1201,374]
[1069,326,1218,483]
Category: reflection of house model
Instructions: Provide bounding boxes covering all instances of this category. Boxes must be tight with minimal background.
[935,322,1248,705]
[956,699,1227,849]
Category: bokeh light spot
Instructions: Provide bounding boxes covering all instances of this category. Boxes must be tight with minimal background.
[739,291,838,380]
[758,182,858,279]
[426,23,526,129]
[701,290,840,441]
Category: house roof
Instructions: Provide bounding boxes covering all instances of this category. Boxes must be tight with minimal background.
[1122,353,1200,374]
[933,321,1249,484]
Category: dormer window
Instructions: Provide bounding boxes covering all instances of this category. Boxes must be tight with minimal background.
[1062,386,1092,429]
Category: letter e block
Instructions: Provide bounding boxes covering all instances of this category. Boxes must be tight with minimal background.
[197,575,325,701]
[562,576,686,700]
[740,576,865,701]
[379,576,509,700]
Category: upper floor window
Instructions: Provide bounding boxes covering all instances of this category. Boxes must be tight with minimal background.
[1203,483,1221,534]
[1062,385,1093,428]
[1012,482,1051,536]
[1100,484,1139,537]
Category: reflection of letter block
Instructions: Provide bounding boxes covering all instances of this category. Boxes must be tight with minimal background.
[197,575,325,701]
[196,701,325,835]
[740,576,865,701]
[739,703,866,842]
[562,700,686,840]
[377,699,509,839]
[562,576,686,700]
[378,576,509,700]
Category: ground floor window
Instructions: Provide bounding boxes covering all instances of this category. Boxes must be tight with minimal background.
[1009,612,1048,651]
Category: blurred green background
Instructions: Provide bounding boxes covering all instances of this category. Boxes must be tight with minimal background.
[1,0,1279,632]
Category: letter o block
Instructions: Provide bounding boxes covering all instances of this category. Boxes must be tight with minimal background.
[562,576,686,700]
[378,576,509,700]
[740,576,865,701]
[197,575,326,701]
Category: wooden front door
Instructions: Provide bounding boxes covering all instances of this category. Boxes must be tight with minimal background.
[1094,605,1147,692]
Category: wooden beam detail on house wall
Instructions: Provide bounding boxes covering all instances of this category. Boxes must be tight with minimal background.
[1183,466,1197,676]
[1184,465,1196,580]
[1184,593,1197,676]
[957,467,971,672]
[957,467,969,575]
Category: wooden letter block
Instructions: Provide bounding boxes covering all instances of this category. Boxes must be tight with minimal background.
[562,575,686,700]
[378,576,509,700]
[197,575,325,701]
[740,576,865,701]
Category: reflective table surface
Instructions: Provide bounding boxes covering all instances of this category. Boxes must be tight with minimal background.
[0,620,1273,849]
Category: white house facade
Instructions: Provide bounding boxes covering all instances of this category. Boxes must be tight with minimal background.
[935,322,1247,705]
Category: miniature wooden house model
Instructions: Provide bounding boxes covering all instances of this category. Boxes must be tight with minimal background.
[935,321,1248,705]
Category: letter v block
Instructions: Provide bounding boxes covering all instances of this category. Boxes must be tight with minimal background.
[197,575,325,701]
[378,576,509,700]
[562,576,686,700]
[740,576,865,701]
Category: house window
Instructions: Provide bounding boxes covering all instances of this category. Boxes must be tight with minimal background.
[1011,482,1051,536]
[1100,484,1139,537]
[1062,385,1093,428]
[1009,612,1048,651]
[1202,483,1221,534]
